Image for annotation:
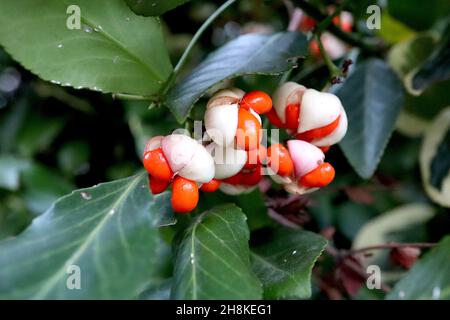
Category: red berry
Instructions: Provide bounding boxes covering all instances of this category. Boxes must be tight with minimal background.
[223,172,243,185]
[241,166,262,186]
[310,40,320,57]
[171,176,199,213]
[148,176,169,195]
[200,179,221,192]
[235,108,261,151]
[240,91,272,114]
[296,115,340,142]
[267,144,294,177]
[299,162,335,188]
[299,16,317,32]
[285,103,300,131]
[143,148,173,181]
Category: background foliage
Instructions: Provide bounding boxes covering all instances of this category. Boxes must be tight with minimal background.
[0,0,449,300]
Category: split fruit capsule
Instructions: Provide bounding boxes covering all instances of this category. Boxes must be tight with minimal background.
[205,88,268,151]
[269,82,348,149]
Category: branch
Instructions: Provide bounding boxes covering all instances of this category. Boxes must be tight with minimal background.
[344,242,436,257]
[295,0,385,53]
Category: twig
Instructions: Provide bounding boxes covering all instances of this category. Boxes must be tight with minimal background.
[316,34,341,82]
[160,0,238,96]
[344,242,437,257]
[295,0,385,53]
[283,0,295,17]
[314,0,347,35]
[287,8,303,31]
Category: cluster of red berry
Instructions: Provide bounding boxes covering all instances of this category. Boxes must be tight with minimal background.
[143,82,347,213]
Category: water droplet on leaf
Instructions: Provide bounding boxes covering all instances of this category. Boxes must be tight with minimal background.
[80,192,92,200]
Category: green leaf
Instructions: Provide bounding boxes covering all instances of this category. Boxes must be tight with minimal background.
[406,26,450,95]
[0,0,172,96]
[200,189,272,231]
[387,0,450,31]
[420,106,450,207]
[353,203,435,265]
[151,192,177,227]
[378,13,416,45]
[125,0,191,16]
[251,228,327,299]
[336,59,404,179]
[165,32,308,123]
[139,279,172,300]
[171,204,262,299]
[0,173,170,299]
[387,236,450,300]
[430,129,450,190]
[403,81,450,121]
[388,34,436,81]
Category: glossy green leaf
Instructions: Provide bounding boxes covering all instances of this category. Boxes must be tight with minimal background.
[165,32,308,123]
[171,204,262,299]
[200,189,272,231]
[420,107,450,207]
[251,228,327,299]
[403,80,450,121]
[407,26,450,95]
[430,129,450,190]
[139,279,172,300]
[387,236,450,300]
[388,34,436,81]
[0,0,172,95]
[125,0,191,16]
[337,59,404,179]
[0,173,170,299]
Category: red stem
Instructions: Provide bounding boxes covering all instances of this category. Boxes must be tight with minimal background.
[345,242,436,257]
